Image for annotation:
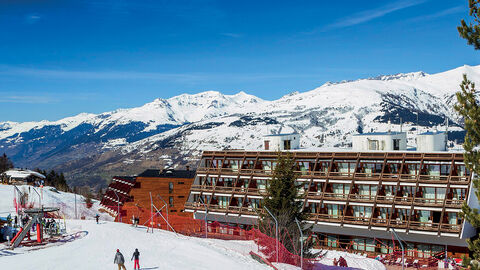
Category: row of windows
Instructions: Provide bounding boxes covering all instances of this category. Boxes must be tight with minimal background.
[202,158,470,177]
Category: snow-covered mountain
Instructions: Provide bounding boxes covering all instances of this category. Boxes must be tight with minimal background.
[0,64,478,188]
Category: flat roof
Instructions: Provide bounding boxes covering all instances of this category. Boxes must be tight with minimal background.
[419,131,446,135]
[352,131,406,136]
[138,169,196,179]
[264,133,299,137]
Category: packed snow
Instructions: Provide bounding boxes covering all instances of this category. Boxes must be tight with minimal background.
[0,184,112,220]
[0,185,386,269]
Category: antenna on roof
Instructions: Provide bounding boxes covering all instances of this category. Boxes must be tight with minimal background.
[388,119,391,133]
[400,117,403,132]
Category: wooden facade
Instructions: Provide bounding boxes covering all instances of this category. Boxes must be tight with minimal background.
[100,169,196,225]
[184,150,475,258]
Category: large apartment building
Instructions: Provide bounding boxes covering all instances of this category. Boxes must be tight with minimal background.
[184,132,477,258]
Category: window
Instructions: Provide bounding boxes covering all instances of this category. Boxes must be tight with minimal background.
[393,139,400,150]
[178,196,185,198]
[169,196,174,207]
[264,140,270,150]
[170,209,177,212]
[178,182,184,185]
[368,140,379,150]
[283,140,291,150]
[169,182,174,193]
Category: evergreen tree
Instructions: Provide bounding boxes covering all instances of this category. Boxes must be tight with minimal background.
[0,153,14,173]
[458,4,480,268]
[458,0,480,50]
[259,152,315,258]
[454,76,480,268]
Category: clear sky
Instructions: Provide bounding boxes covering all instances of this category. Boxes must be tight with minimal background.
[0,0,478,122]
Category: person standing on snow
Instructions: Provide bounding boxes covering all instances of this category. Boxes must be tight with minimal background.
[114,249,127,270]
[95,214,100,224]
[131,248,140,270]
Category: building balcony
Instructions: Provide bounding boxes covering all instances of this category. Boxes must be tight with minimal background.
[409,221,440,231]
[444,199,465,208]
[313,213,343,223]
[343,216,371,225]
[322,192,349,200]
[328,172,354,179]
[418,175,449,182]
[354,173,381,180]
[388,219,408,228]
[376,195,395,203]
[450,176,470,184]
[413,197,445,206]
[440,223,461,233]
[348,194,376,202]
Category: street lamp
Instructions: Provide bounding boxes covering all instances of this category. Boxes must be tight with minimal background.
[295,218,303,269]
[392,228,405,270]
[264,206,279,263]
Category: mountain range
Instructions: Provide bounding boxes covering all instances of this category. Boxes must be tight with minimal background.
[1,64,477,189]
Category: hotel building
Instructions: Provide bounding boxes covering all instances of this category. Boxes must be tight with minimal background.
[184,132,478,258]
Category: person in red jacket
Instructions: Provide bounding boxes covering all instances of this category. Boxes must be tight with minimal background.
[131,248,140,270]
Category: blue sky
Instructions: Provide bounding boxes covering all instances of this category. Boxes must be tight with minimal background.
[0,0,478,122]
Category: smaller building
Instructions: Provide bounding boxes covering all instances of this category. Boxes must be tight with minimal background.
[352,131,407,151]
[263,133,300,150]
[417,131,447,152]
[1,169,46,185]
[100,168,196,225]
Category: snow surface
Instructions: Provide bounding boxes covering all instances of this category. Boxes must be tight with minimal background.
[0,185,385,270]
[0,184,112,220]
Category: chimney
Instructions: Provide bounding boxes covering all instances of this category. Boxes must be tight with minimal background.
[186,165,190,171]
[388,119,391,133]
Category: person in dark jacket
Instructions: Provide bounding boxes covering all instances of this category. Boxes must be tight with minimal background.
[114,249,126,270]
[95,214,100,224]
[131,248,140,270]
[338,256,348,267]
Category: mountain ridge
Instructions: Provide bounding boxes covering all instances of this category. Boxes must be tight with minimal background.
[1,64,478,189]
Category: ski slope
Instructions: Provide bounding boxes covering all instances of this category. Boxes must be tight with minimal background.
[0,184,112,220]
[0,184,385,270]
[0,220,281,270]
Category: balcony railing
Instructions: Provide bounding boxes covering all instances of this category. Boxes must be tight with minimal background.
[450,176,470,184]
[440,223,461,233]
[418,175,449,182]
[354,172,381,179]
[409,221,440,231]
[314,213,343,222]
[389,219,408,228]
[413,197,445,206]
[393,196,414,204]
[376,195,395,203]
[444,199,465,208]
[343,216,371,225]
[349,194,376,202]
[328,172,354,178]
[399,174,418,181]
[370,217,389,226]
[322,192,349,200]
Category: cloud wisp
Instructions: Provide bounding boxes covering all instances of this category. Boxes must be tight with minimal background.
[324,0,427,30]
[0,95,56,104]
[0,65,329,83]
[406,6,463,23]
[25,14,41,24]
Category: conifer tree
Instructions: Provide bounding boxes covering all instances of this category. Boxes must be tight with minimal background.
[458,3,480,268]
[259,152,314,258]
[458,0,480,50]
[454,76,480,267]
[0,153,14,173]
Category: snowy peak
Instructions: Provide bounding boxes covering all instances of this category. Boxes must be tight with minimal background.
[367,71,427,81]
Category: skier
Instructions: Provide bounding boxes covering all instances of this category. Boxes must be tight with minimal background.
[95,214,100,224]
[114,249,127,270]
[131,248,140,270]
